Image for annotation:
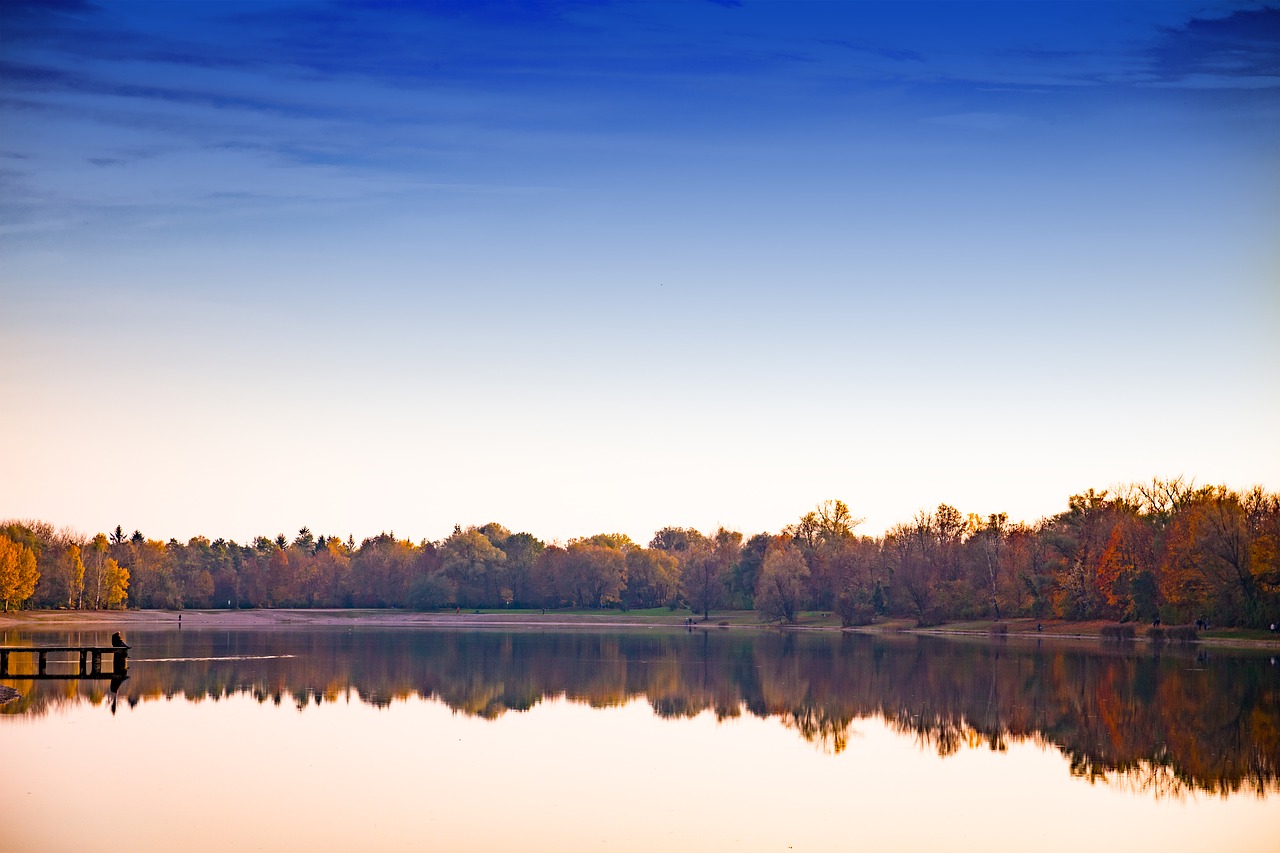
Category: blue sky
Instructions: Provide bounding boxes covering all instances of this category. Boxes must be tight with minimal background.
[2,0,1277,544]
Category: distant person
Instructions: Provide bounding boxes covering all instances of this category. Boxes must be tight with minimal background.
[111,631,129,649]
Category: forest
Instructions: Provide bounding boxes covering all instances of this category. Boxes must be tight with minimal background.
[2,478,1278,627]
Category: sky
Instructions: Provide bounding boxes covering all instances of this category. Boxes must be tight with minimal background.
[2,0,1277,546]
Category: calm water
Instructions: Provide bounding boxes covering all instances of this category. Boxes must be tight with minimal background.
[2,627,1278,852]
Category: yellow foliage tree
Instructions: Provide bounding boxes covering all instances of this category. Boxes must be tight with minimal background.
[103,557,130,609]
[65,543,86,609]
[0,534,40,611]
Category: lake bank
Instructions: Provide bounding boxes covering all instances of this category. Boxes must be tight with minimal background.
[3,608,1278,648]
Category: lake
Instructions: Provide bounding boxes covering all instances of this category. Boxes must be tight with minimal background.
[2,626,1277,852]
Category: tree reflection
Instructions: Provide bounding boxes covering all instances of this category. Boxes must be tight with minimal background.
[3,628,1277,797]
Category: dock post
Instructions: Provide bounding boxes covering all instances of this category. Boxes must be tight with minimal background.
[113,650,128,674]
[90,651,102,675]
[38,650,48,675]
[79,650,89,675]
[0,650,7,677]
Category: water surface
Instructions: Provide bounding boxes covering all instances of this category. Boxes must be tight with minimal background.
[2,627,1277,852]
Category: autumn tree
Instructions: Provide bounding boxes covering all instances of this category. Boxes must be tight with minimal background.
[565,541,627,608]
[885,512,940,625]
[0,534,40,611]
[350,533,420,607]
[1045,490,1115,619]
[170,537,217,609]
[1161,486,1279,625]
[405,537,453,611]
[787,499,862,609]
[681,528,740,620]
[29,534,86,610]
[311,536,353,606]
[84,533,110,608]
[928,504,979,617]
[535,541,626,608]
[755,537,809,623]
[1095,511,1158,621]
[62,543,85,609]
[111,536,180,609]
[621,548,680,609]
[829,537,881,626]
[1005,521,1052,618]
[102,557,129,609]
[968,513,1009,621]
[439,527,506,607]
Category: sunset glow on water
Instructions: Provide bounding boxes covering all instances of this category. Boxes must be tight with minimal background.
[3,628,1277,852]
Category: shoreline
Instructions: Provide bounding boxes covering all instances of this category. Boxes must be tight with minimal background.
[2,608,1278,649]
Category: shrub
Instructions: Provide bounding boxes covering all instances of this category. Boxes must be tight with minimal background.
[1165,625,1199,643]
[407,573,455,610]
[1100,624,1136,641]
[915,608,946,628]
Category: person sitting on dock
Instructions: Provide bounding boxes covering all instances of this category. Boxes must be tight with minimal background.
[111,631,130,649]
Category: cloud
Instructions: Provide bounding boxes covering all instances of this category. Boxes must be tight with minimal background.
[0,0,99,26]
[1149,73,1280,90]
[1149,6,1280,87]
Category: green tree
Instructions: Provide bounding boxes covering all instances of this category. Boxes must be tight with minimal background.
[728,533,770,609]
[439,528,506,607]
[650,527,708,555]
[501,532,545,607]
[407,572,455,610]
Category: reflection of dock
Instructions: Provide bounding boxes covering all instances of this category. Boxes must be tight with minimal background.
[0,646,129,679]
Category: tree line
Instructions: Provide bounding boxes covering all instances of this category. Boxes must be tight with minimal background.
[2,477,1278,626]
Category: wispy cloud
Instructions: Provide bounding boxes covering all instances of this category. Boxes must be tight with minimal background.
[1151,7,1280,76]
[3,0,1277,234]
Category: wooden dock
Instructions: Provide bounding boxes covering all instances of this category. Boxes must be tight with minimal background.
[0,646,129,678]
